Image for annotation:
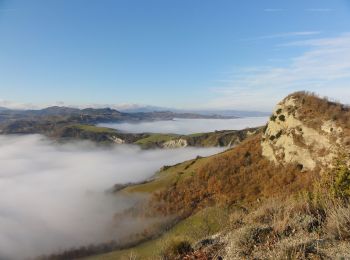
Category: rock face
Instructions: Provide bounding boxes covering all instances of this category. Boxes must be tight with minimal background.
[109,136,125,144]
[261,95,345,171]
[162,138,188,148]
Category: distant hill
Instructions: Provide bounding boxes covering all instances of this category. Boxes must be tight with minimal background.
[0,105,256,149]
[0,106,239,133]
[0,105,237,121]
[55,124,261,148]
[119,106,270,117]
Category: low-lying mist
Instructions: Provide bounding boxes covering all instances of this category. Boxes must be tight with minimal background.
[99,117,268,134]
[0,134,223,259]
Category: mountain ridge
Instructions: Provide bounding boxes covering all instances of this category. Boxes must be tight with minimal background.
[0,105,238,124]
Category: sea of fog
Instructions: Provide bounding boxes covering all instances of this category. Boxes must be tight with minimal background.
[0,134,223,259]
[98,117,268,134]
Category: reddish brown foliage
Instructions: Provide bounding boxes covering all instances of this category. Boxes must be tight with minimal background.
[290,91,350,132]
[152,134,318,216]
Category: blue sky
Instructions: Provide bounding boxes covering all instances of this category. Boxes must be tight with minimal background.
[0,0,350,111]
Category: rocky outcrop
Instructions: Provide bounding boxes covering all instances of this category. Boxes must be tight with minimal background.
[261,95,345,171]
[109,136,125,144]
[162,138,188,148]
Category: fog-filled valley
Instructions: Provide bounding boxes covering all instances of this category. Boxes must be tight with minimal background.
[2,0,350,258]
[99,117,268,134]
[0,134,223,259]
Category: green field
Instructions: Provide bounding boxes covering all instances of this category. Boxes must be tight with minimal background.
[134,134,179,148]
[70,124,119,133]
[86,206,230,260]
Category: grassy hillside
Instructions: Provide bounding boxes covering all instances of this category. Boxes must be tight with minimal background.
[54,124,262,149]
[87,206,230,260]
[121,155,214,194]
[134,134,179,149]
[83,92,350,259]
[152,134,319,216]
[84,132,319,259]
[41,92,350,259]
[69,124,118,133]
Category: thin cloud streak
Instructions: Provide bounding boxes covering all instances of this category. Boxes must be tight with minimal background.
[210,33,350,110]
[237,31,321,42]
[258,31,321,40]
[305,8,334,12]
[264,8,284,12]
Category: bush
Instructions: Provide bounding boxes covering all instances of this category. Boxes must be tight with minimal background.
[236,226,273,255]
[278,115,286,122]
[276,130,283,139]
[325,203,350,240]
[161,239,192,259]
[270,115,277,121]
[310,154,350,207]
[332,158,350,199]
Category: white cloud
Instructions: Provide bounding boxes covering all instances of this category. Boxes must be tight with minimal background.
[0,135,223,259]
[0,99,152,111]
[210,33,350,110]
[237,31,321,42]
[258,31,321,39]
[0,100,41,110]
[99,117,268,135]
[264,8,334,13]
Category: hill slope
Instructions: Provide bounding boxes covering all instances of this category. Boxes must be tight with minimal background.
[44,92,350,259]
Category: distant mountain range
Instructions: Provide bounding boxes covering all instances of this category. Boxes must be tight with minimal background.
[0,105,269,143]
[0,105,269,125]
[0,105,246,135]
[0,106,240,123]
[0,102,269,117]
[116,105,270,117]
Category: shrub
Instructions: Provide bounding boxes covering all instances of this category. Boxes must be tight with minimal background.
[332,158,350,199]
[278,115,286,122]
[288,91,350,130]
[161,239,192,259]
[237,226,273,255]
[263,124,268,134]
[270,115,277,121]
[276,130,283,139]
[310,154,350,206]
[325,203,350,240]
[248,198,284,225]
[282,240,323,259]
[249,197,321,236]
